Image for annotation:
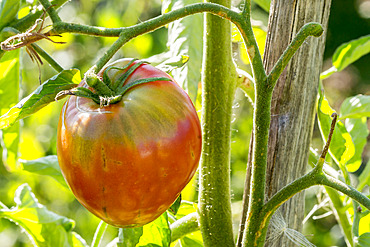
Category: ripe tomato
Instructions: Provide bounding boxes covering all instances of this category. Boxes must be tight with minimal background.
[57,59,201,227]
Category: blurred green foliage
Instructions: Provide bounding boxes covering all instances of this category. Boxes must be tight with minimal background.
[0,0,369,246]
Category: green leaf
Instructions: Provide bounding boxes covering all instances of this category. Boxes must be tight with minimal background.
[0,184,88,247]
[119,227,144,247]
[0,49,20,171]
[0,0,21,29]
[344,117,368,173]
[321,35,370,79]
[317,83,356,172]
[19,155,69,189]
[333,35,370,72]
[0,69,81,129]
[168,194,181,215]
[179,232,203,247]
[253,0,270,12]
[136,213,171,247]
[162,0,203,103]
[339,95,370,119]
[118,213,171,247]
[358,232,370,247]
[174,201,197,219]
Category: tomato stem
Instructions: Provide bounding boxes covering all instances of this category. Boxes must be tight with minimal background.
[85,72,115,97]
[112,60,145,91]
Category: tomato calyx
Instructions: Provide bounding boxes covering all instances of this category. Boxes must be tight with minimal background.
[55,59,171,107]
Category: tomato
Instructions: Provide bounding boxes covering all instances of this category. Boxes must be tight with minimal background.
[57,59,201,227]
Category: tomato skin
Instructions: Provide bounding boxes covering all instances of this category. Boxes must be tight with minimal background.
[57,59,201,227]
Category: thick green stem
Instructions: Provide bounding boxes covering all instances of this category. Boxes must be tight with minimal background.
[170,212,199,242]
[240,19,325,247]
[198,0,236,246]
[242,88,272,247]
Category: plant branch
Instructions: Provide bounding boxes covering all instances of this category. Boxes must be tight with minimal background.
[319,175,370,211]
[259,170,370,246]
[52,3,241,37]
[170,212,199,243]
[267,22,323,87]
[242,0,251,17]
[94,34,131,72]
[31,43,64,72]
[38,0,62,23]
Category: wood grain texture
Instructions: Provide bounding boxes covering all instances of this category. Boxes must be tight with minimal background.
[263,0,332,246]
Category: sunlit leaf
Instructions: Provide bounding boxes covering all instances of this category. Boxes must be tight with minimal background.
[0,69,80,129]
[317,83,356,172]
[0,0,21,29]
[358,232,370,247]
[119,227,144,247]
[179,232,203,247]
[358,208,370,236]
[321,35,370,79]
[333,35,370,72]
[19,155,68,189]
[162,0,203,102]
[174,201,197,219]
[136,213,171,247]
[0,49,20,171]
[344,117,368,172]
[339,95,370,119]
[0,184,88,247]
[118,213,170,247]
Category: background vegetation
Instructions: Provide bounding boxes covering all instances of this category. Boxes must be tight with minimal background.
[0,0,369,246]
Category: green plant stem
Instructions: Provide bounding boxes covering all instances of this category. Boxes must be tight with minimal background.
[91,221,108,247]
[242,88,272,247]
[82,3,241,71]
[30,44,64,72]
[198,0,236,246]
[256,168,370,246]
[170,212,199,242]
[38,0,62,23]
[241,20,325,247]
[233,16,266,84]
[267,22,323,87]
[94,34,131,72]
[325,187,353,247]
[320,175,370,211]
[53,3,240,37]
